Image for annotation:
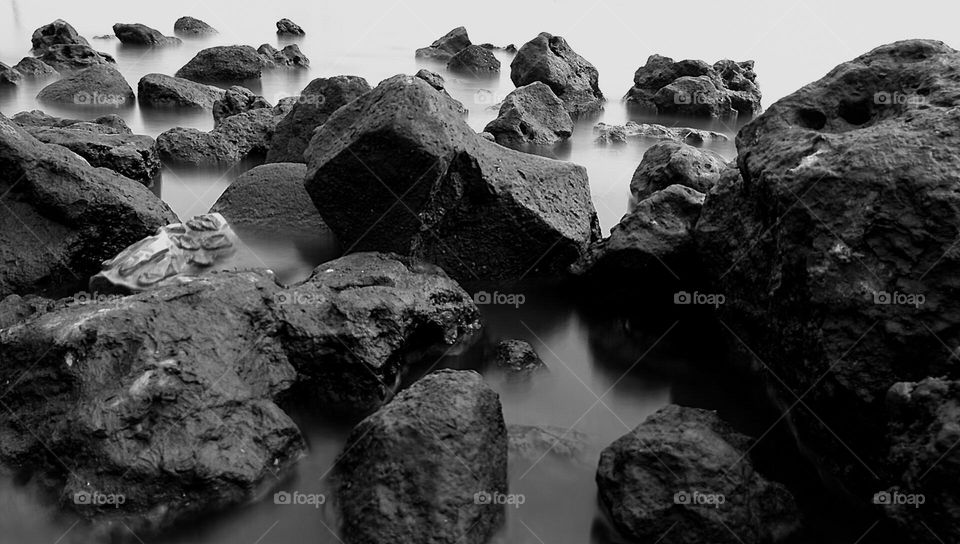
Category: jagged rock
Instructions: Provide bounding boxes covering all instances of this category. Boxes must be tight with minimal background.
[0,114,177,298]
[335,369,507,544]
[0,62,20,85]
[12,57,58,78]
[276,18,305,36]
[37,44,115,72]
[36,64,133,107]
[415,26,471,61]
[175,45,265,83]
[213,86,272,125]
[494,339,547,378]
[112,23,181,46]
[30,19,89,54]
[12,110,131,134]
[695,39,960,542]
[19,125,160,184]
[174,16,217,36]
[304,75,600,282]
[511,32,604,118]
[415,69,445,90]
[593,121,729,145]
[258,44,310,68]
[137,73,226,110]
[597,405,803,544]
[630,141,727,201]
[210,163,327,232]
[266,75,371,163]
[483,81,573,146]
[447,44,500,75]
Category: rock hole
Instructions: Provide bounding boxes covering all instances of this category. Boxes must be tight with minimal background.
[838,99,873,126]
[796,108,827,130]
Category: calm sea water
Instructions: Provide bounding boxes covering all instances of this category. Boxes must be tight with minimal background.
[0,1,953,542]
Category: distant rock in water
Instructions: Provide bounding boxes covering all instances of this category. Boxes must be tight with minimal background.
[112,23,181,46]
[630,141,726,201]
[213,86,272,125]
[30,19,89,54]
[511,32,604,118]
[495,339,547,378]
[266,75,372,164]
[624,55,761,122]
[593,121,728,145]
[335,369,507,544]
[36,64,134,107]
[597,405,802,544]
[37,43,115,72]
[12,110,131,134]
[137,73,226,110]
[415,26,471,61]
[276,18,305,35]
[257,43,310,68]
[304,75,601,283]
[484,81,573,146]
[175,45,266,83]
[210,163,328,233]
[174,16,217,36]
[12,57,58,78]
[446,44,500,74]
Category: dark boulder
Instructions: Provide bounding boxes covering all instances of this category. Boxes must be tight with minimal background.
[0,114,177,298]
[0,62,20,85]
[213,86,272,125]
[31,19,89,54]
[630,141,727,201]
[12,57,58,78]
[112,23,181,46]
[495,339,547,378]
[36,64,133,107]
[447,44,500,75]
[19,125,161,184]
[265,75,371,163]
[335,369,507,544]
[37,44,115,72]
[258,43,310,68]
[304,75,600,282]
[596,405,802,544]
[510,32,604,118]
[415,26,471,61]
[175,45,265,83]
[483,81,573,146]
[174,16,217,36]
[695,39,960,541]
[137,73,226,110]
[209,163,328,232]
[415,68,445,90]
[276,18,305,36]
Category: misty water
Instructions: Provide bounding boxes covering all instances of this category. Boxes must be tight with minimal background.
[1,1,946,542]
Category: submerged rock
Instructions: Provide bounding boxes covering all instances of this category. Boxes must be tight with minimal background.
[447,44,501,74]
[36,64,133,107]
[209,163,328,232]
[495,339,547,378]
[137,73,226,110]
[112,23,181,46]
[483,81,573,146]
[415,26,471,61]
[266,75,372,163]
[213,86,272,125]
[0,114,177,298]
[276,18,305,36]
[31,19,89,54]
[593,121,729,145]
[596,405,802,544]
[304,75,600,283]
[511,32,604,118]
[630,141,727,201]
[37,44,116,72]
[175,45,266,83]
[174,16,217,36]
[19,125,161,184]
[335,369,507,544]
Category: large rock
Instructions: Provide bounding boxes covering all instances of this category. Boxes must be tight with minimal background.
[483,81,573,146]
[695,39,960,542]
[209,163,327,232]
[257,43,310,69]
[625,55,761,122]
[335,369,507,544]
[304,75,600,282]
[265,75,371,163]
[446,44,500,75]
[112,23,181,46]
[174,16,217,36]
[630,141,727,201]
[276,18,305,36]
[573,185,705,290]
[415,26,471,61]
[593,121,728,146]
[19,125,161,184]
[175,45,266,83]
[37,64,133,107]
[137,73,226,110]
[0,114,177,298]
[596,405,802,544]
[510,32,604,118]
[213,86,272,125]
[37,44,115,72]
[31,19,89,54]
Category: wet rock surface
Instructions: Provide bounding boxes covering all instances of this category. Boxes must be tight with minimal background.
[174,16,217,36]
[593,121,729,145]
[209,163,328,232]
[447,44,501,74]
[494,339,547,378]
[137,73,226,110]
[30,19,89,54]
[511,32,604,118]
[483,81,573,146]
[18,125,161,184]
[213,86,272,125]
[36,64,133,107]
[630,141,727,201]
[175,45,266,83]
[415,26,471,62]
[37,44,116,73]
[276,18,305,36]
[112,23,181,46]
